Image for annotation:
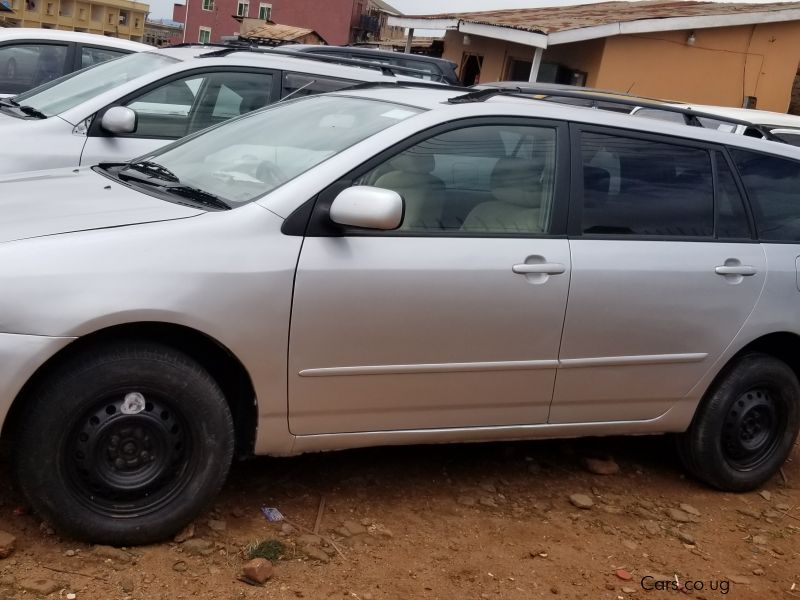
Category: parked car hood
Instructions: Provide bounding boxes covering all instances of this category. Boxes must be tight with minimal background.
[0,167,203,244]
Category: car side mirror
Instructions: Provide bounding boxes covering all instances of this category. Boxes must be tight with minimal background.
[329,186,404,230]
[101,106,137,134]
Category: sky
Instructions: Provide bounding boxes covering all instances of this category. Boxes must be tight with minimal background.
[146,0,790,25]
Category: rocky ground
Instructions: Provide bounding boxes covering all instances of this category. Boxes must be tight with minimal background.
[0,436,798,600]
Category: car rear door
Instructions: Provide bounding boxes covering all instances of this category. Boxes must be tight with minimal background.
[549,125,765,424]
[288,119,572,435]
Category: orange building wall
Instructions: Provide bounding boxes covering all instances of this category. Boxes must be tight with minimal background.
[597,22,800,112]
[441,21,800,112]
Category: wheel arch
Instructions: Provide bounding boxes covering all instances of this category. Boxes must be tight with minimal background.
[729,331,800,383]
[2,322,258,457]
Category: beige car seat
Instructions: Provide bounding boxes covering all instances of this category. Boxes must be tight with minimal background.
[375,153,445,230]
[461,158,547,233]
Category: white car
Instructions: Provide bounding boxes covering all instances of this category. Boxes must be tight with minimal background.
[0,28,150,97]
[631,103,800,145]
[0,46,428,174]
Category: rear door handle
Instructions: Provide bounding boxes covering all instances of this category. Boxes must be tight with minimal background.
[512,263,566,275]
[715,265,757,276]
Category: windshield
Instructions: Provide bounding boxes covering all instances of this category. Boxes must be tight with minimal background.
[123,95,422,207]
[13,52,179,117]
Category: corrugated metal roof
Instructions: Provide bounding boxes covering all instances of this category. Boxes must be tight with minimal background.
[402,0,800,35]
[242,22,319,42]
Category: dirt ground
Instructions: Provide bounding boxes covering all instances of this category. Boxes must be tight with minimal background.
[0,436,798,600]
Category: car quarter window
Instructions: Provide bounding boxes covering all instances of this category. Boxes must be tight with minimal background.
[353,124,558,235]
[0,43,69,95]
[281,72,355,99]
[124,71,275,139]
[81,46,127,68]
[730,148,800,241]
[579,131,713,237]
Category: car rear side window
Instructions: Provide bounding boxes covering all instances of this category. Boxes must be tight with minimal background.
[730,148,800,241]
[0,43,69,95]
[580,132,713,237]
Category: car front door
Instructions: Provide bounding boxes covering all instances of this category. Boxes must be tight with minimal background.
[288,119,571,435]
[549,126,766,424]
[80,69,279,166]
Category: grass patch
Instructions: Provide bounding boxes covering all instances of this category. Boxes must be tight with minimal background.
[246,539,286,561]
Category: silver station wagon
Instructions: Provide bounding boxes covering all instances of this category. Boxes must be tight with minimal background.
[1,84,798,545]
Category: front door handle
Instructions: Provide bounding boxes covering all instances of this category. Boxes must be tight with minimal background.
[512,263,566,275]
[715,265,757,276]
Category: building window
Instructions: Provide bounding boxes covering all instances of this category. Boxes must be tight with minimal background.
[202,0,213,10]
[198,26,211,43]
[45,1,53,14]
[236,0,248,17]
[258,2,270,20]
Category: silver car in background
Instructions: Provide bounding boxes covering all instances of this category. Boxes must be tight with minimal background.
[0,46,424,174]
[0,28,150,97]
[0,85,798,545]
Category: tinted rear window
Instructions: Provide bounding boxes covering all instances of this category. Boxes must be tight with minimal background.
[730,148,800,241]
[580,132,713,237]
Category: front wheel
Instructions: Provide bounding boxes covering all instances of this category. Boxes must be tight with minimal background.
[677,353,799,491]
[15,342,234,545]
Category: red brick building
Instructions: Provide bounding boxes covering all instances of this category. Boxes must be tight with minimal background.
[172,0,400,46]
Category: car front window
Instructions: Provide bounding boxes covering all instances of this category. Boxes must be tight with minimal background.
[129,95,423,207]
[13,52,179,117]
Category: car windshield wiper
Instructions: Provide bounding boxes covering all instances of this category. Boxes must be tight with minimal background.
[125,160,180,183]
[0,97,19,108]
[16,103,47,119]
[116,167,231,210]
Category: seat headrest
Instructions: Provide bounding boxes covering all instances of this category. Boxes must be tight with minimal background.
[389,152,435,174]
[491,158,544,208]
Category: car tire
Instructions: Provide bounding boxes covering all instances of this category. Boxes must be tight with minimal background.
[14,341,235,545]
[6,58,16,79]
[677,352,800,491]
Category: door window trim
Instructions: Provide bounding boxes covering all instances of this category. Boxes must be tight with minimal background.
[288,117,571,239]
[567,123,758,243]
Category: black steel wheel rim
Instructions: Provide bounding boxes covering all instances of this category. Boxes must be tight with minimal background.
[64,389,197,517]
[722,387,783,470]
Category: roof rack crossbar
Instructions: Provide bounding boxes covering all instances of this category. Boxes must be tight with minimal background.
[448,85,779,141]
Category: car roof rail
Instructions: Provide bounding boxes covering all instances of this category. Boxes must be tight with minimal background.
[343,80,471,93]
[448,85,780,141]
[194,44,449,82]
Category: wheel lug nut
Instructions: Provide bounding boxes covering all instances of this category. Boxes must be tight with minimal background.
[114,458,125,469]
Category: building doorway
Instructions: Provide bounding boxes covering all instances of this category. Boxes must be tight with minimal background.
[506,58,532,81]
[460,53,483,85]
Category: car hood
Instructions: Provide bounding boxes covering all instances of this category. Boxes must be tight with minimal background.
[0,167,204,244]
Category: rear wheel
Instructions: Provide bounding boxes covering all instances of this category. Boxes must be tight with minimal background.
[677,353,799,491]
[14,342,234,545]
